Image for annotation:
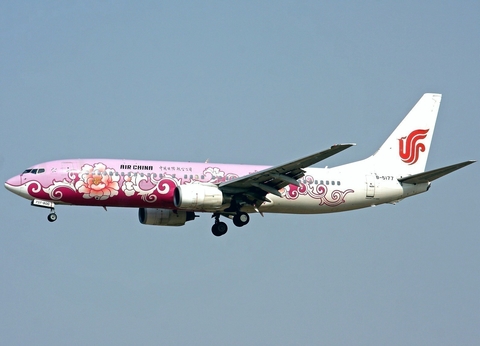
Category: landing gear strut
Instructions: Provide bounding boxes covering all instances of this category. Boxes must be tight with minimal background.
[31,199,57,222]
[211,214,228,237]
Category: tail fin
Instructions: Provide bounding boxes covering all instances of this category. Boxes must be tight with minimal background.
[372,93,442,175]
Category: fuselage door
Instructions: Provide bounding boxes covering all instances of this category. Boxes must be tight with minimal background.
[366,174,376,198]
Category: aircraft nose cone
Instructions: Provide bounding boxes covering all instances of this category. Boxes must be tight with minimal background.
[5,175,22,194]
[5,175,34,200]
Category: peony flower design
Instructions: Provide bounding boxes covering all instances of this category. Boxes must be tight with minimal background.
[75,163,120,200]
[120,173,174,203]
[121,174,139,197]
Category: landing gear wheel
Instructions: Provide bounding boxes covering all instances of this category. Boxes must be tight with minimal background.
[47,213,57,222]
[212,222,228,237]
[233,212,250,227]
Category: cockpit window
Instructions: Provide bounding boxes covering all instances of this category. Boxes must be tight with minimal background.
[22,168,45,174]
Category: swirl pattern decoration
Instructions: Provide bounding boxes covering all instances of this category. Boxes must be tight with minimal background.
[283,175,353,207]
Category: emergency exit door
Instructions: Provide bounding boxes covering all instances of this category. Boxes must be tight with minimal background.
[366,174,376,198]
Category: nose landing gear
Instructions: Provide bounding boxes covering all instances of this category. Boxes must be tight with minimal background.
[31,199,57,222]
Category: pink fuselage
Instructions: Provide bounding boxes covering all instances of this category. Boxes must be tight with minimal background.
[8,159,269,209]
[5,158,373,214]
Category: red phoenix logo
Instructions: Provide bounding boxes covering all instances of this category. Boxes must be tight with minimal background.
[398,129,429,165]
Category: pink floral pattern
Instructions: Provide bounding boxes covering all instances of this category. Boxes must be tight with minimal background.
[121,175,137,197]
[75,163,120,200]
[204,167,225,183]
[204,167,238,183]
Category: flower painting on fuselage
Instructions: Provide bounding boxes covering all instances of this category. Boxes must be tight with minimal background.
[20,161,353,209]
[32,162,178,208]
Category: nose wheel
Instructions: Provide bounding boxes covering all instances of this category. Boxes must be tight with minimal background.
[47,212,57,222]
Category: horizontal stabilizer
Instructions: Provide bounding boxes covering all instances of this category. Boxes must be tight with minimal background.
[398,160,475,184]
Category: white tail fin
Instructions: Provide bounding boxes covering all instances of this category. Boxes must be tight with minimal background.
[372,93,442,175]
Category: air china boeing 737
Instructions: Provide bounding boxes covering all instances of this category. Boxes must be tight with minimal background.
[4,94,475,236]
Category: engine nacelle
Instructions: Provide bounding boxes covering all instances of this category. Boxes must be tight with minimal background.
[138,208,195,226]
[174,183,224,211]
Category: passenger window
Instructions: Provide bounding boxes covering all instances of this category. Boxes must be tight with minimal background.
[184,174,188,179]
[337,181,341,186]
[332,181,335,185]
[320,180,324,185]
[326,181,329,185]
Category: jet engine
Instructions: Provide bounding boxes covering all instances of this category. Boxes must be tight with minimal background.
[174,183,224,211]
[138,208,196,226]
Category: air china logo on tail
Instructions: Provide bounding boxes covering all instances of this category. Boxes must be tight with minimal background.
[398,129,429,165]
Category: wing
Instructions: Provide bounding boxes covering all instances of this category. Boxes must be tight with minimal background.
[219,144,355,207]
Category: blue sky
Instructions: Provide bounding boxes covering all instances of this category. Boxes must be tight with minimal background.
[1,2,479,345]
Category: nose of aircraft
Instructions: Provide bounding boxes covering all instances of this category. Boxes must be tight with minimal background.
[4,175,22,195]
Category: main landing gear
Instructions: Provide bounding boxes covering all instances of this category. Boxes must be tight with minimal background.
[211,212,250,237]
[233,212,250,227]
[211,217,228,237]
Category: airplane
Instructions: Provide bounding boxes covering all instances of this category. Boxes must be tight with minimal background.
[4,93,475,236]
